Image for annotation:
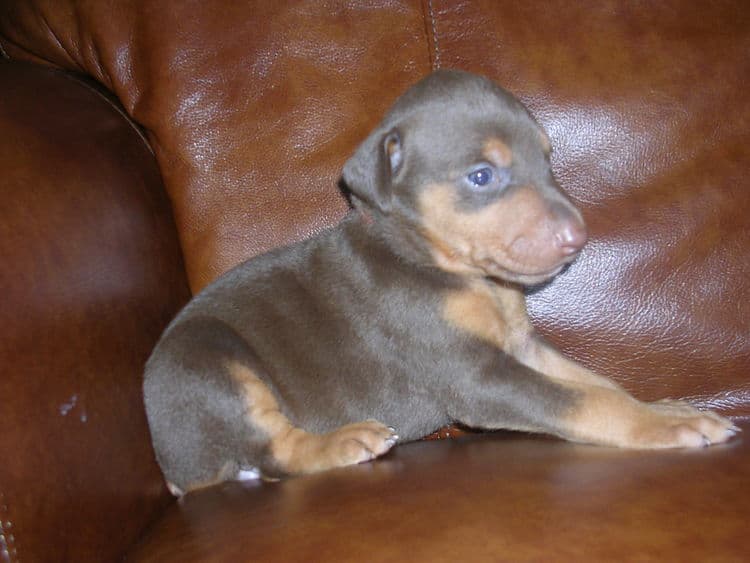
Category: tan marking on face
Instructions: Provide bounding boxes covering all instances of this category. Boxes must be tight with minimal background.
[418,183,561,282]
[228,362,396,475]
[442,281,532,351]
[482,137,513,167]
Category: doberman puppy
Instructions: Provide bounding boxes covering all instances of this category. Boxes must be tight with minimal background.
[144,70,739,495]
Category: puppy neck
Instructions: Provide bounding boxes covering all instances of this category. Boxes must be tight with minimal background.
[340,209,464,294]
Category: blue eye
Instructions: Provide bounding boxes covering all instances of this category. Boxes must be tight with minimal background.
[467,167,494,187]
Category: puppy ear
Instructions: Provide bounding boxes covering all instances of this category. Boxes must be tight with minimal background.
[342,127,402,214]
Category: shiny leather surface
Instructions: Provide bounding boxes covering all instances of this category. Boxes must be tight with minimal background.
[0,61,190,562]
[129,423,750,562]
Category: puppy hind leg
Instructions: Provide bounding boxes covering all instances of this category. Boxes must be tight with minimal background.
[227,362,398,475]
[145,317,275,493]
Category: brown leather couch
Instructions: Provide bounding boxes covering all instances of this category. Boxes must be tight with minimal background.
[1,2,748,561]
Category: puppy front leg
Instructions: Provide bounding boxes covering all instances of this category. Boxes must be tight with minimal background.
[519,334,739,443]
[514,334,623,391]
[451,354,739,449]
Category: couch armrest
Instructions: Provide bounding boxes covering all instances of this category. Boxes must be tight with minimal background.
[0,61,190,562]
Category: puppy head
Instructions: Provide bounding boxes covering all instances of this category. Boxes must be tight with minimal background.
[342,69,586,286]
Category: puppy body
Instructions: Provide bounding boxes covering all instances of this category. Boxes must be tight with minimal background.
[144,70,737,494]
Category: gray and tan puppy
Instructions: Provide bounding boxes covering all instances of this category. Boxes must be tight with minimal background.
[144,70,738,495]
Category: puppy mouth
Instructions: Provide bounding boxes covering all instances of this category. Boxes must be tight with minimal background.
[473,248,576,285]
[484,262,567,286]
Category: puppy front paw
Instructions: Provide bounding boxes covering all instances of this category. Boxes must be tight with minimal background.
[630,401,740,449]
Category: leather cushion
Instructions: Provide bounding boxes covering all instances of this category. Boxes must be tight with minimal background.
[0,60,190,563]
[129,423,750,562]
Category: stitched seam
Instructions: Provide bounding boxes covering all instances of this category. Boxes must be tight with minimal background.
[0,493,18,563]
[426,0,441,69]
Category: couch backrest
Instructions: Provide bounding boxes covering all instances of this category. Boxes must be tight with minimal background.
[3,0,748,418]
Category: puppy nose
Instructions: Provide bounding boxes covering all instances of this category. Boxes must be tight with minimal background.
[555,221,588,255]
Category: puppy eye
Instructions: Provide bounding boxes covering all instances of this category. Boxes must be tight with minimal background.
[467,167,494,187]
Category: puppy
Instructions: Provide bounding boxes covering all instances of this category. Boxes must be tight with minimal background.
[144,70,738,495]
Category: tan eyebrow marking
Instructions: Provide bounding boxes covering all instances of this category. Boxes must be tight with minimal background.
[482,137,513,167]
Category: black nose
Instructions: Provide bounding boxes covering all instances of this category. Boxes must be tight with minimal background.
[555,220,588,255]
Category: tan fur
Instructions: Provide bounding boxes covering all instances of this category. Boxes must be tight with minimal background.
[516,339,623,390]
[442,280,532,352]
[228,362,396,474]
[557,381,735,449]
[482,137,513,167]
[443,284,507,347]
[418,183,559,282]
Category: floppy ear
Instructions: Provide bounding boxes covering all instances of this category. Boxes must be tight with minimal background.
[342,127,403,214]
